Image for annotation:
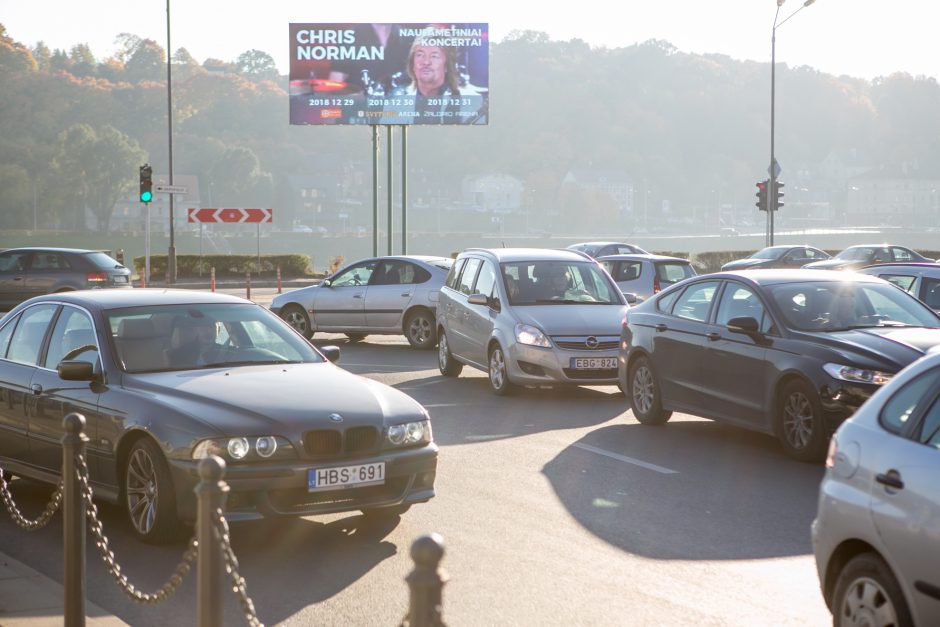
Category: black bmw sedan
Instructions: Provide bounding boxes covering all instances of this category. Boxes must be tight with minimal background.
[720,245,830,271]
[619,270,940,462]
[0,289,436,543]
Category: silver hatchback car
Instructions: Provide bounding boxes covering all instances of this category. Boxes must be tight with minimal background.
[598,253,696,302]
[812,348,940,626]
[270,255,453,349]
[436,248,629,394]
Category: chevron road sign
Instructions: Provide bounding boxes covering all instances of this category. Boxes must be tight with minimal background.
[188,208,273,223]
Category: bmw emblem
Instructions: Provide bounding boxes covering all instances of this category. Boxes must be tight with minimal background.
[585,336,599,349]
[328,413,344,423]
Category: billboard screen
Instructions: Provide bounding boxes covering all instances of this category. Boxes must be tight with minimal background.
[289,23,489,126]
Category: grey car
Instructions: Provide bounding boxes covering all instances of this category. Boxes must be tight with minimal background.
[436,248,628,394]
[566,241,649,258]
[857,262,940,313]
[598,253,696,302]
[0,247,132,310]
[270,255,453,349]
[813,348,940,626]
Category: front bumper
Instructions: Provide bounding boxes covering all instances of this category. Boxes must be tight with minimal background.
[818,379,882,428]
[506,341,619,386]
[169,442,437,521]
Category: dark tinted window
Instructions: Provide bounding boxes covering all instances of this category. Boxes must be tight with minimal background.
[85,252,124,269]
[606,261,642,282]
[0,251,30,272]
[879,368,939,434]
[922,279,940,310]
[30,253,71,270]
[409,264,432,284]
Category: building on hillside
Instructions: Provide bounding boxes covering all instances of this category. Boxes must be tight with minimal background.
[461,174,524,212]
[846,163,940,228]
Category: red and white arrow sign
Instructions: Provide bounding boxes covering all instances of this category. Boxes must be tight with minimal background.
[188,208,273,223]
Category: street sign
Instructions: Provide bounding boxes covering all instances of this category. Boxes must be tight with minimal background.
[154,184,189,194]
[768,159,781,179]
[188,207,273,223]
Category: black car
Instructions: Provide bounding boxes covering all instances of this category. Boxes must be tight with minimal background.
[721,245,830,271]
[802,244,931,271]
[619,270,940,461]
[0,247,132,310]
[0,289,436,543]
[566,242,649,258]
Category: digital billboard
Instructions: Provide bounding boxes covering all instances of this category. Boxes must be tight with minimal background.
[289,23,489,126]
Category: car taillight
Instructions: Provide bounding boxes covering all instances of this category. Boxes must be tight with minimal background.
[825,436,838,468]
[653,275,661,293]
[86,272,108,283]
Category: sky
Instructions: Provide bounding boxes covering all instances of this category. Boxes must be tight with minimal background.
[2,0,937,81]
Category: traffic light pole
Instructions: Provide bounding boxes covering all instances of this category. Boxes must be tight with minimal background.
[165,0,177,284]
[768,9,779,247]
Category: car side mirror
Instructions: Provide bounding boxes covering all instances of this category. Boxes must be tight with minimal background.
[727,316,761,336]
[622,292,638,304]
[319,345,340,363]
[467,293,488,306]
[57,360,97,382]
[320,279,332,288]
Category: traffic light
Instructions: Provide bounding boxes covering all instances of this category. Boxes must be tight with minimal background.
[772,180,785,211]
[755,179,769,211]
[139,164,153,203]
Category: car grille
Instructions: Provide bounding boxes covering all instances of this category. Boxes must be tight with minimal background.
[267,477,408,514]
[303,426,379,458]
[562,368,618,380]
[552,335,619,351]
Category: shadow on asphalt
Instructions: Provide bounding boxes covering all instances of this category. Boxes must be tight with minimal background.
[543,421,825,561]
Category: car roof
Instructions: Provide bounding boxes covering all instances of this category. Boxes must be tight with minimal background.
[20,288,250,312]
[460,247,593,263]
[713,269,888,286]
[567,241,631,248]
[858,262,940,271]
[596,253,690,263]
[0,247,104,255]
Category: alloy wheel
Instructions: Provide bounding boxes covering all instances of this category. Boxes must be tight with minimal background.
[782,391,813,450]
[632,365,654,415]
[838,576,899,627]
[490,348,507,390]
[126,448,159,536]
[408,315,433,347]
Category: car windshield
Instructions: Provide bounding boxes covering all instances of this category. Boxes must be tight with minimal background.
[106,303,324,373]
[769,281,940,332]
[500,260,623,306]
[834,247,876,261]
[751,248,784,260]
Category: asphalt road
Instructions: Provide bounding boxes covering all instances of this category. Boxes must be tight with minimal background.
[0,286,833,625]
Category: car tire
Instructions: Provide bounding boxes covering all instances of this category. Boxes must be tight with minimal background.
[488,344,515,395]
[832,553,913,627]
[438,330,463,377]
[776,378,828,462]
[123,438,180,545]
[346,333,368,342]
[281,304,312,339]
[404,309,436,350]
[628,356,672,424]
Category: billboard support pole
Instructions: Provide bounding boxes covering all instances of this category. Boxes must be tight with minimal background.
[401,125,408,254]
[387,125,393,256]
[372,125,379,257]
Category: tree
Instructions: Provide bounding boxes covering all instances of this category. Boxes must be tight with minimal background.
[69,43,97,78]
[236,49,279,82]
[124,38,165,83]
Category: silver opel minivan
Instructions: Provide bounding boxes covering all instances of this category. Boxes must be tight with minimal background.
[437,248,629,394]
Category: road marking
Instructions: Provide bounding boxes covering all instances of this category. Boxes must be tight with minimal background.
[573,443,679,475]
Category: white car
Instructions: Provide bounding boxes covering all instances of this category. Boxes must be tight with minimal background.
[597,253,696,302]
[812,348,940,626]
[270,255,453,349]
[857,262,940,313]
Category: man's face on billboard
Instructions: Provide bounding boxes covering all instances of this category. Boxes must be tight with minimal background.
[412,45,446,94]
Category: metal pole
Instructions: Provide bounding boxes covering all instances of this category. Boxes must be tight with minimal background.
[387,125,394,256]
[196,456,228,627]
[401,125,408,254]
[769,24,777,246]
[63,413,88,627]
[372,125,379,257]
[166,0,177,284]
[406,534,447,627]
[145,202,151,285]
[256,222,261,272]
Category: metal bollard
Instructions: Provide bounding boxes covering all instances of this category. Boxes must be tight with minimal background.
[63,413,88,627]
[210,267,216,292]
[196,456,228,627]
[245,271,251,300]
[276,266,282,294]
[406,533,447,627]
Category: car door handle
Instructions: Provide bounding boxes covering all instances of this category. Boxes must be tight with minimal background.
[353,294,363,299]
[400,292,412,297]
[875,472,904,490]
[655,324,668,332]
[30,383,43,395]
[706,332,721,341]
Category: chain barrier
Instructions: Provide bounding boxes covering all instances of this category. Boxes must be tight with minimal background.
[77,454,199,604]
[214,506,264,627]
[0,469,63,530]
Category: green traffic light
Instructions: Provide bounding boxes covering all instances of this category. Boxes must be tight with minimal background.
[140,191,153,202]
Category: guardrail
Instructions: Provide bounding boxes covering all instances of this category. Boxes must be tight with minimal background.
[0,413,447,626]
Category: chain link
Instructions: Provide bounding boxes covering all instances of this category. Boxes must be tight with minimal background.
[77,454,198,604]
[214,507,264,627]
[0,469,63,530]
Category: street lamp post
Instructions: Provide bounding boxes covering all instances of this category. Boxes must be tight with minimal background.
[768,0,816,246]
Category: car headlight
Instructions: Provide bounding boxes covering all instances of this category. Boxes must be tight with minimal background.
[515,323,552,348]
[192,435,296,462]
[823,363,894,385]
[386,420,432,447]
